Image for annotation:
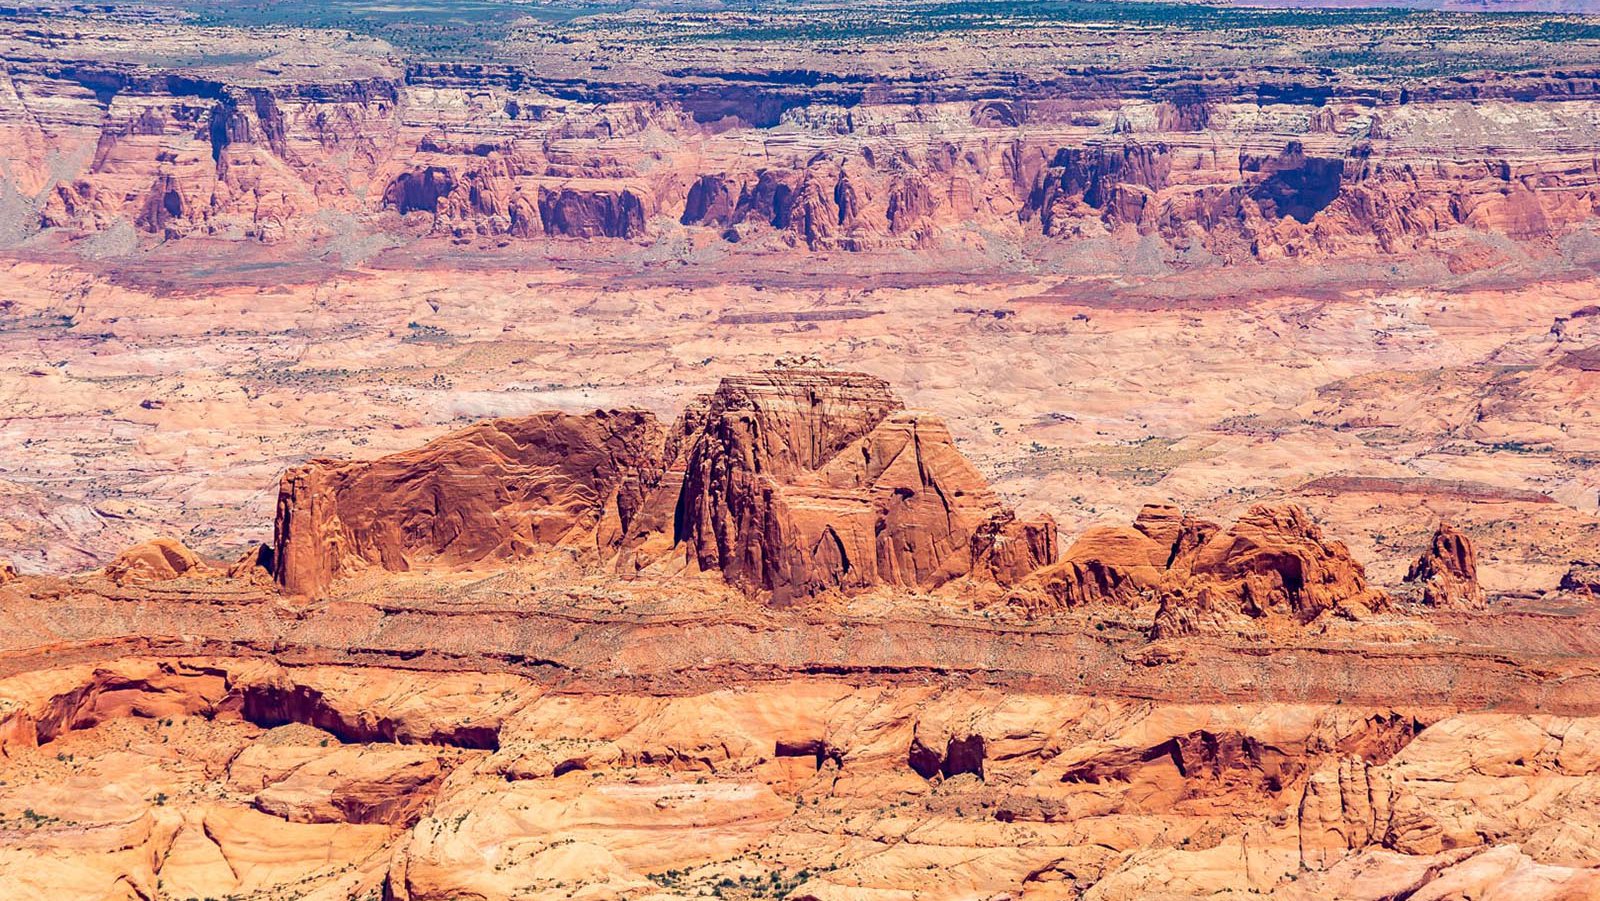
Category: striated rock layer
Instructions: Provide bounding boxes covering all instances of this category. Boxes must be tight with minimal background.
[9,18,1600,262]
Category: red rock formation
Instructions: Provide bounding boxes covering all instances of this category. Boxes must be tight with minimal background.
[908,732,986,782]
[103,538,207,585]
[252,746,450,826]
[970,511,1059,588]
[1026,524,1168,610]
[537,185,647,239]
[273,409,666,596]
[681,174,740,227]
[271,370,1054,600]
[226,543,275,582]
[1018,503,1382,634]
[1060,729,1303,794]
[1020,503,1214,611]
[1152,505,1388,637]
[664,370,1057,604]
[0,560,17,585]
[1561,561,1600,595]
[1406,523,1485,608]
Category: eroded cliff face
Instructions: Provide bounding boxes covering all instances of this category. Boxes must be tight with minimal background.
[8,20,1600,261]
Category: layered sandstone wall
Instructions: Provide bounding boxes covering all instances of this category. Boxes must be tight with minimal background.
[7,21,1600,259]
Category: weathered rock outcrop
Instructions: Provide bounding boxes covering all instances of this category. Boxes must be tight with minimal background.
[1017,503,1382,635]
[1561,561,1600,595]
[1406,523,1485,608]
[272,369,1056,600]
[1022,504,1214,611]
[251,745,452,826]
[537,185,647,239]
[272,410,667,596]
[102,538,207,586]
[663,370,1057,603]
[1152,505,1388,637]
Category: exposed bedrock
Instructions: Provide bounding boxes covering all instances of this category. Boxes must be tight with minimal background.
[102,538,209,586]
[1406,522,1486,609]
[0,658,514,752]
[664,369,1057,603]
[7,658,1600,900]
[272,410,668,597]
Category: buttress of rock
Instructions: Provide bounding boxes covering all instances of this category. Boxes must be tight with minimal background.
[1405,523,1484,609]
[271,369,1057,601]
[664,370,1056,604]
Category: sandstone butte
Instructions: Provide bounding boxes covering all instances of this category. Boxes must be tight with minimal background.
[2,367,1599,901]
[272,370,1059,605]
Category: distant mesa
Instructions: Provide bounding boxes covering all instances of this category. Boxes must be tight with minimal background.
[50,367,1398,635]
